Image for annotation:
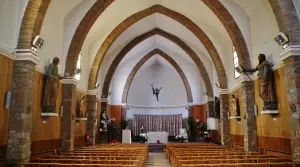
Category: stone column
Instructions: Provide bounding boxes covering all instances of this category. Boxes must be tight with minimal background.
[219,89,230,145]
[86,90,97,146]
[121,106,126,121]
[6,50,39,165]
[60,78,78,152]
[281,46,300,161]
[241,78,257,152]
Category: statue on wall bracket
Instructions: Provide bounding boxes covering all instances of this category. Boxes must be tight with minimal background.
[151,84,162,101]
[240,53,277,111]
[231,94,240,117]
[42,57,63,113]
[76,95,86,118]
[214,96,220,119]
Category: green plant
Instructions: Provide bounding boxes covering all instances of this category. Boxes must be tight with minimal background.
[198,123,207,130]
[121,120,130,129]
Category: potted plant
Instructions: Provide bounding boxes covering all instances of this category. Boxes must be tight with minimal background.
[121,120,130,130]
[197,123,207,131]
[139,133,148,143]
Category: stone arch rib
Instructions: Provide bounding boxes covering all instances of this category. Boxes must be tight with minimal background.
[268,0,300,45]
[64,0,114,76]
[88,5,228,90]
[122,49,193,103]
[17,0,51,49]
[201,0,252,69]
[100,28,213,99]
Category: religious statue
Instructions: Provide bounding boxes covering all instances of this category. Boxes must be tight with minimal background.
[100,111,109,130]
[241,54,277,110]
[214,96,220,119]
[151,84,162,101]
[231,94,240,116]
[43,57,62,113]
[77,95,86,118]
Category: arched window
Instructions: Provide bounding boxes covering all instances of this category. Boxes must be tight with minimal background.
[233,46,240,79]
[75,51,81,80]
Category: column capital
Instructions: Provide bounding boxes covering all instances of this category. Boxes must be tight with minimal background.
[207,97,214,102]
[86,89,96,95]
[14,49,39,65]
[280,45,300,61]
[238,73,255,83]
[219,89,229,95]
[100,98,108,102]
[60,77,79,85]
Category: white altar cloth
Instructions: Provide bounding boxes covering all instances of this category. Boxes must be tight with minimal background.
[147,132,168,143]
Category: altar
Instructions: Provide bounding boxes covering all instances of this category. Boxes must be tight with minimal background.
[147,132,168,143]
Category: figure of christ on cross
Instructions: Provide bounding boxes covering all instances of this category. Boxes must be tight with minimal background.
[151,84,162,101]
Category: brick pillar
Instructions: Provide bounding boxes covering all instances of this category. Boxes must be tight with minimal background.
[6,50,39,165]
[121,106,126,121]
[60,78,78,152]
[86,90,97,146]
[219,89,230,145]
[241,79,257,152]
[281,46,300,161]
[207,97,215,117]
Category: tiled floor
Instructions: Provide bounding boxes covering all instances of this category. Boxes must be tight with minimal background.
[147,153,171,167]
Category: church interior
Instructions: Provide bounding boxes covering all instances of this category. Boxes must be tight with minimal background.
[1,0,300,166]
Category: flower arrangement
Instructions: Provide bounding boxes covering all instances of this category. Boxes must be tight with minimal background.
[175,134,186,143]
[109,140,119,144]
[140,133,148,143]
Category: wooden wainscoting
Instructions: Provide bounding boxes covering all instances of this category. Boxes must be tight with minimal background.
[230,134,244,146]
[258,136,291,154]
[31,139,61,154]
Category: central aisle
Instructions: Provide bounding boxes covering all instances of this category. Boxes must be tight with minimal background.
[147,153,171,167]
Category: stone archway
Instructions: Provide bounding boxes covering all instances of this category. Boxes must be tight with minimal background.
[121,48,193,104]
[88,5,228,91]
[100,28,213,100]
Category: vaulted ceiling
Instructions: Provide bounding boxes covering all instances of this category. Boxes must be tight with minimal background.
[1,0,288,105]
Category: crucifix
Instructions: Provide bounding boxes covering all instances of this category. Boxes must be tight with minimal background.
[151,84,162,101]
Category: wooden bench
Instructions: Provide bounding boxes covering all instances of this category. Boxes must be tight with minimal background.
[22,144,148,167]
[165,143,300,167]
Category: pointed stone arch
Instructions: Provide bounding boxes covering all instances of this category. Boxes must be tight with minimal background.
[268,0,300,45]
[100,28,213,99]
[88,5,228,91]
[17,0,51,49]
[122,49,193,103]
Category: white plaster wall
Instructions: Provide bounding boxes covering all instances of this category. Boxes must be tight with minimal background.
[39,0,89,90]
[62,0,94,74]
[0,0,28,51]
[248,1,281,68]
[220,0,252,66]
[126,56,188,106]
[126,108,188,120]
[108,41,155,103]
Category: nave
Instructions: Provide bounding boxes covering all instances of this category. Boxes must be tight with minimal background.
[17,143,300,167]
